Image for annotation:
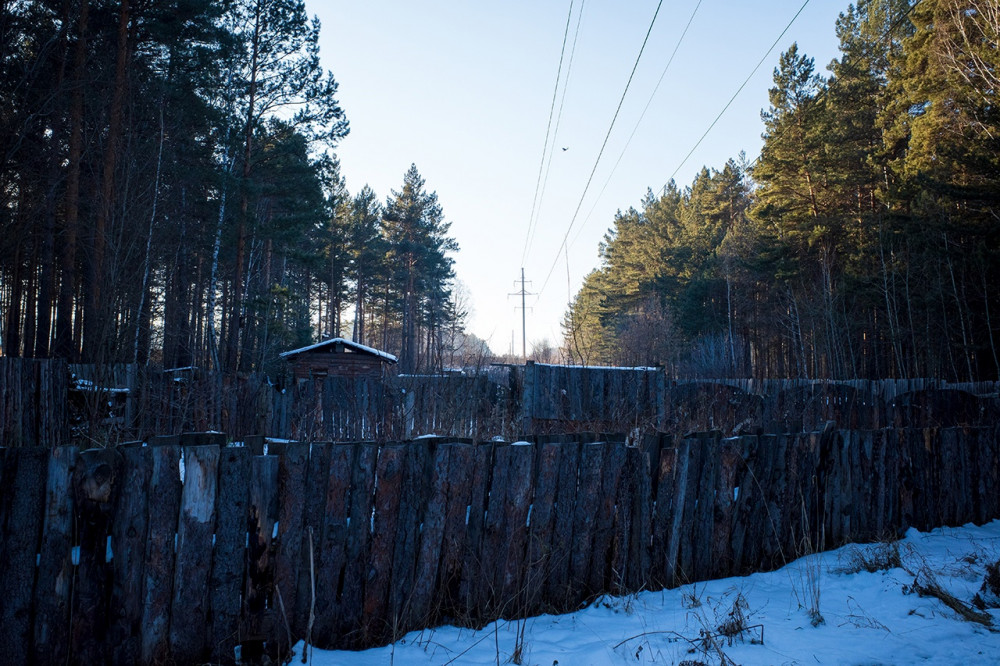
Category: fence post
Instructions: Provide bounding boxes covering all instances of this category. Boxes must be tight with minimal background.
[210,445,251,666]
[0,447,48,666]
[521,361,535,434]
[169,445,221,663]
[70,448,121,665]
[108,445,151,665]
[33,446,79,665]
[140,444,182,664]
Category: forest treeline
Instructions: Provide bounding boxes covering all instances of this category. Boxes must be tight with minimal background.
[0,0,469,374]
[564,0,999,381]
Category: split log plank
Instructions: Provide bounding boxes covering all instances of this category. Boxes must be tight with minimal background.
[274,442,309,651]
[407,443,452,627]
[108,446,151,665]
[210,445,251,666]
[496,443,534,612]
[570,442,604,599]
[312,444,353,646]
[70,448,121,665]
[363,444,405,644]
[339,444,376,646]
[458,443,493,622]
[545,437,580,609]
[295,442,333,643]
[0,448,48,666]
[169,445,221,663]
[140,444,182,664]
[32,446,79,666]
[437,443,474,620]
[526,441,560,613]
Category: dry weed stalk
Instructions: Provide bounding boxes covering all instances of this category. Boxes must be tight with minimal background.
[909,568,994,629]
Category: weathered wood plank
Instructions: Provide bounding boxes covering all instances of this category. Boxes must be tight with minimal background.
[312,444,354,647]
[274,442,309,653]
[363,444,405,644]
[677,435,705,583]
[210,445,251,666]
[545,437,580,609]
[625,444,652,591]
[760,433,788,567]
[140,444,182,664]
[609,444,635,593]
[0,447,47,666]
[570,441,604,599]
[169,445,220,663]
[526,441,560,613]
[691,433,717,579]
[338,444,376,646]
[711,437,740,577]
[389,442,431,636]
[245,455,280,662]
[295,442,332,646]
[407,443,452,628]
[651,437,677,587]
[728,435,758,573]
[976,427,1000,522]
[32,446,79,666]
[459,443,494,622]
[107,446,151,665]
[589,442,624,594]
[70,448,121,665]
[481,443,509,614]
[497,443,534,613]
[437,443,473,620]
[180,431,228,447]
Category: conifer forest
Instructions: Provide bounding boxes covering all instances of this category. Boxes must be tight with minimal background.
[564,0,1000,381]
[1,0,998,381]
[0,0,462,375]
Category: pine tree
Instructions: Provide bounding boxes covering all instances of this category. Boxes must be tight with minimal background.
[225,0,348,372]
[346,185,385,346]
[381,165,457,372]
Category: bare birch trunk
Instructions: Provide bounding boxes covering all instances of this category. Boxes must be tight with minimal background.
[133,105,165,363]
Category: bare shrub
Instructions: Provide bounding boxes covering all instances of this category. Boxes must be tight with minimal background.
[973,558,1000,610]
[909,568,993,629]
[840,542,903,575]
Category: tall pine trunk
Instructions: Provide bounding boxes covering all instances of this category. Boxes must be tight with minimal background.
[55,0,89,361]
[227,0,263,374]
[34,0,73,358]
[84,0,130,362]
[133,106,164,363]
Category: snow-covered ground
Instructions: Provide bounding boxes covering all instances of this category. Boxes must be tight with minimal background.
[294,520,1000,665]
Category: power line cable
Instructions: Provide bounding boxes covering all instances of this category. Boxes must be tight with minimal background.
[551,0,920,325]
[521,0,577,268]
[536,0,666,298]
[744,0,919,173]
[661,0,812,187]
[525,0,587,263]
[571,0,704,249]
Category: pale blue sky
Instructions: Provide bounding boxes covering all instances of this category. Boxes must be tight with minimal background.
[307,0,851,356]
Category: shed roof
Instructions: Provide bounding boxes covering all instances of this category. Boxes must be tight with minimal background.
[279,337,398,364]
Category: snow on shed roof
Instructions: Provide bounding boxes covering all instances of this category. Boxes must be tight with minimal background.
[279,337,398,363]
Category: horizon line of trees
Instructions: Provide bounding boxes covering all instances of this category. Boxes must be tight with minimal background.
[0,0,470,375]
[564,0,999,382]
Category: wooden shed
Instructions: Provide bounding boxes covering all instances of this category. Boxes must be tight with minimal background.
[279,338,397,381]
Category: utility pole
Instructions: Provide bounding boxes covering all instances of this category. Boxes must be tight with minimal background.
[509,268,535,361]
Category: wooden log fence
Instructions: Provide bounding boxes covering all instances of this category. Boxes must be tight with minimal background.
[0,359,68,447]
[4,358,1000,447]
[2,425,999,665]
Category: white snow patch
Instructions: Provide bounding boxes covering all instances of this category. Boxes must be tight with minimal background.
[291,520,1000,665]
